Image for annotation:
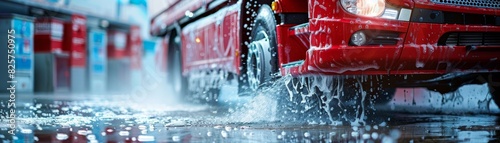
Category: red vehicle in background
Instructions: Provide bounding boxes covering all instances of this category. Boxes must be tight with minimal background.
[151,0,500,121]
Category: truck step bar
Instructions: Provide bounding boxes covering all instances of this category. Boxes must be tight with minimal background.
[282,60,305,68]
[289,22,309,35]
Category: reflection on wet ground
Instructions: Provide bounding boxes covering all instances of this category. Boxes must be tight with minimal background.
[2,87,500,143]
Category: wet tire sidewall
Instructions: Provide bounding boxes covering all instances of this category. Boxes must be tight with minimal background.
[246,5,278,91]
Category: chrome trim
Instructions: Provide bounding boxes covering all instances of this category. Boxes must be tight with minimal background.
[398,8,411,21]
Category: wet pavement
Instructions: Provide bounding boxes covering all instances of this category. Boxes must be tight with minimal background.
[1,83,500,142]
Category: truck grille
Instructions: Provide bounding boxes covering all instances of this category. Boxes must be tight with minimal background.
[439,32,500,46]
[411,8,500,26]
[431,0,500,9]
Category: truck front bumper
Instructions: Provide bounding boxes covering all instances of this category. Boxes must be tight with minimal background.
[282,19,500,76]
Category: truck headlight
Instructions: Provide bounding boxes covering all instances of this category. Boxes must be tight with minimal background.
[341,0,386,17]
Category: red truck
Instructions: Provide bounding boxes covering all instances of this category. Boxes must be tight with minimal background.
[151,0,500,119]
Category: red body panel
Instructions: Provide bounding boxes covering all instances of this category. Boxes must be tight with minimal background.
[180,3,241,76]
[277,24,309,66]
[395,23,500,74]
[150,0,213,35]
[273,0,308,13]
[386,0,414,8]
[63,14,87,68]
[281,0,500,76]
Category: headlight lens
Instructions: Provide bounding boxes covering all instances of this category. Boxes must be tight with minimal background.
[341,0,386,17]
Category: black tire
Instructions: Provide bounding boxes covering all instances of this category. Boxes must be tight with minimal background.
[487,73,500,108]
[245,5,278,91]
[167,35,188,98]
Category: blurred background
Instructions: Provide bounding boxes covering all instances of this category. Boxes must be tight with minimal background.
[0,0,174,94]
[1,1,499,142]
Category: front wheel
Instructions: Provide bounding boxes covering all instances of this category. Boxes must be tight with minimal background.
[245,5,278,92]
